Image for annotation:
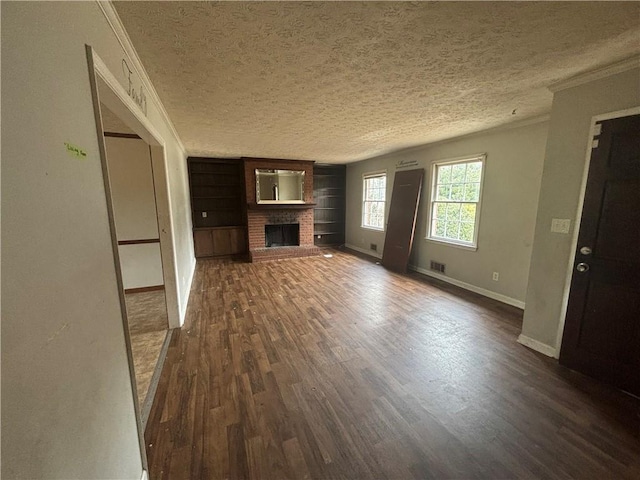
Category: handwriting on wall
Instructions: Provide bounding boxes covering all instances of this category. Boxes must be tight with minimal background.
[64,142,87,159]
[396,159,419,170]
[122,59,147,116]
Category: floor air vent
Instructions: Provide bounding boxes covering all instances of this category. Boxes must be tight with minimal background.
[430,261,445,273]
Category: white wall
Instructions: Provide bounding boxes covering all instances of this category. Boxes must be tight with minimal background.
[105,135,164,289]
[346,120,548,306]
[521,67,640,353]
[1,1,193,478]
[118,243,165,289]
[106,136,159,240]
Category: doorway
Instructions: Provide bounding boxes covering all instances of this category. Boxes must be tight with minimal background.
[559,112,640,397]
[100,107,171,419]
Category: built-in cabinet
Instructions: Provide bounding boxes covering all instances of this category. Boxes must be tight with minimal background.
[187,157,247,257]
[313,164,346,246]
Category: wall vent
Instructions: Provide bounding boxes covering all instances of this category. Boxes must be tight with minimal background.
[370,243,377,252]
[430,261,445,273]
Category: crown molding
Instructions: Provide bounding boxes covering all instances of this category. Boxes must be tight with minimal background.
[548,55,640,93]
[95,0,187,155]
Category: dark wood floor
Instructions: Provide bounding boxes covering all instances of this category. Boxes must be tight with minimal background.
[145,250,640,479]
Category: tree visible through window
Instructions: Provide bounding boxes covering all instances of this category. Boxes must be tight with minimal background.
[362,172,386,230]
[428,156,485,247]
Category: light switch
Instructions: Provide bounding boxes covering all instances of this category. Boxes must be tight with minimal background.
[202,211,207,218]
[551,218,571,234]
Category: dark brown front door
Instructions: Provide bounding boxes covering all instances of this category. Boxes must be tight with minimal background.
[560,114,640,397]
[382,168,424,273]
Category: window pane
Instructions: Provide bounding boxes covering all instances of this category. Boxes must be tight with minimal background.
[436,185,451,201]
[437,165,452,184]
[433,219,445,237]
[459,222,475,242]
[364,197,384,229]
[451,164,466,183]
[433,202,446,220]
[446,203,461,220]
[460,203,476,222]
[464,183,480,202]
[450,184,465,201]
[465,162,482,182]
[444,221,460,239]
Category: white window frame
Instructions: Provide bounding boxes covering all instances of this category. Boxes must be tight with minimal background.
[426,154,486,250]
[361,170,387,231]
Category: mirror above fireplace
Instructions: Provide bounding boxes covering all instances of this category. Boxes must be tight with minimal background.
[256,169,305,204]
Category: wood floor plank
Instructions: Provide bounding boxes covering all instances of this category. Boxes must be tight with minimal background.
[145,250,640,479]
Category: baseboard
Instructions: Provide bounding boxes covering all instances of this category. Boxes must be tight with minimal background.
[344,243,383,260]
[140,328,173,431]
[409,265,526,310]
[517,334,557,358]
[124,285,164,294]
[179,258,197,325]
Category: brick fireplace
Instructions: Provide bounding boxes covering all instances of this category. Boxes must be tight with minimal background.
[244,158,320,262]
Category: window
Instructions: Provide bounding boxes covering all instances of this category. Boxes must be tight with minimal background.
[427,155,485,248]
[362,172,386,230]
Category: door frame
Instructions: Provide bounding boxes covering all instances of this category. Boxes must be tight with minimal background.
[85,45,181,472]
[86,46,181,329]
[554,106,640,357]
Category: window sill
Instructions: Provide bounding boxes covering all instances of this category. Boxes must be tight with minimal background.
[362,225,385,232]
[425,237,477,251]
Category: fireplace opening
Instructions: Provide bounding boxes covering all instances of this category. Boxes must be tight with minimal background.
[265,223,299,247]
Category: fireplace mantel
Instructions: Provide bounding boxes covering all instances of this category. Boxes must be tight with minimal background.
[247,202,316,210]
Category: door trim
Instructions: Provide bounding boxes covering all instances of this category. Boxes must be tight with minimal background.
[89,47,182,330]
[86,45,149,473]
[554,106,640,358]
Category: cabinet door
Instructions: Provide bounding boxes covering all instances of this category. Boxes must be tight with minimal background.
[194,230,214,257]
[211,229,232,256]
[228,227,247,254]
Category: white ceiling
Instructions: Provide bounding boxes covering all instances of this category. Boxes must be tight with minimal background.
[113,1,640,163]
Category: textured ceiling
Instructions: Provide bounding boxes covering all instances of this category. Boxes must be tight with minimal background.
[114,1,640,163]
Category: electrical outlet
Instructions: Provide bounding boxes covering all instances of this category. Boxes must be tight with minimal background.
[492,272,499,281]
[202,211,207,218]
[370,243,377,251]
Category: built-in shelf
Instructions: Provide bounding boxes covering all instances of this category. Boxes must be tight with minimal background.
[313,164,346,247]
[188,157,247,257]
